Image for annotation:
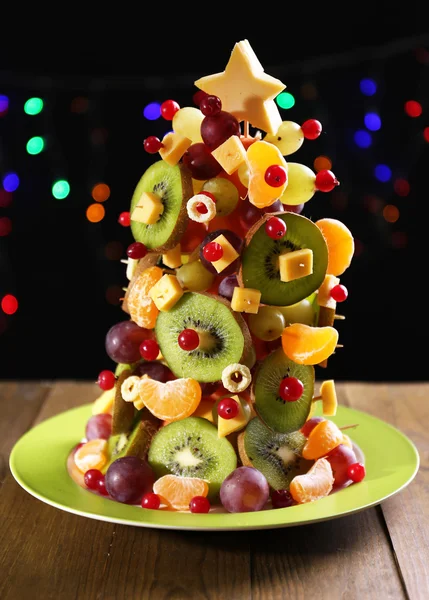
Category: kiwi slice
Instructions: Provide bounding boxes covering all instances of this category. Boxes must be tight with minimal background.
[239,417,313,490]
[238,212,328,306]
[130,160,193,252]
[147,416,237,499]
[155,292,251,382]
[112,369,136,435]
[254,348,314,433]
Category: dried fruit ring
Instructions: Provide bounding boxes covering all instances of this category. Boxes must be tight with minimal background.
[221,363,252,393]
[121,375,141,403]
[186,194,216,223]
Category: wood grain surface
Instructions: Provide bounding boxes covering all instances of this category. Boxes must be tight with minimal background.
[0,381,427,600]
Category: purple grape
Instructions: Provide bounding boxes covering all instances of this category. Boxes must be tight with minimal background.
[85,413,112,441]
[283,203,304,214]
[199,229,243,275]
[200,111,241,150]
[271,489,295,508]
[264,200,285,213]
[132,361,172,383]
[182,143,222,180]
[200,381,221,396]
[239,199,284,229]
[218,274,238,301]
[105,456,154,504]
[105,320,149,363]
[220,466,270,513]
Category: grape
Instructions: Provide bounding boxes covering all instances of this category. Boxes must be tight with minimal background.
[278,299,315,326]
[326,444,358,491]
[199,229,243,275]
[264,121,304,156]
[237,161,249,188]
[202,177,239,217]
[85,413,112,441]
[218,274,238,300]
[248,306,285,341]
[105,456,154,504]
[105,320,150,363]
[239,199,284,229]
[300,416,325,437]
[133,361,172,382]
[200,110,240,150]
[283,203,304,214]
[200,381,221,396]
[264,199,285,214]
[220,466,270,513]
[176,260,215,292]
[171,107,204,143]
[279,163,316,206]
[182,143,222,180]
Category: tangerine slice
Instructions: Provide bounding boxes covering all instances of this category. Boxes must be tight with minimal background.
[138,377,202,421]
[302,419,344,460]
[74,439,108,473]
[281,323,338,365]
[153,474,209,511]
[247,140,288,208]
[315,218,354,276]
[127,265,163,328]
[290,457,334,503]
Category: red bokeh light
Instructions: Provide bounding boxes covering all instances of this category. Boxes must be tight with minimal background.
[404,100,422,118]
[1,294,18,315]
[393,179,410,197]
[0,217,12,236]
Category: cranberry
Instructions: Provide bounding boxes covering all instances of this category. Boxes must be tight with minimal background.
[265,216,287,239]
[217,398,239,420]
[160,99,180,120]
[347,463,366,482]
[178,329,200,351]
[265,165,287,187]
[203,241,223,262]
[301,119,322,140]
[279,377,304,402]
[189,496,211,513]
[141,492,161,509]
[144,136,163,153]
[127,242,147,260]
[139,339,159,361]
[330,284,348,302]
[118,212,130,227]
[97,370,116,391]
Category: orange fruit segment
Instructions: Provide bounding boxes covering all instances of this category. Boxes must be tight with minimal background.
[302,419,344,460]
[246,140,288,208]
[315,218,354,276]
[290,457,334,503]
[281,323,338,365]
[138,377,202,421]
[74,439,108,473]
[127,265,163,329]
[153,474,209,511]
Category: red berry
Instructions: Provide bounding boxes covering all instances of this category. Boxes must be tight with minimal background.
[347,462,366,482]
[97,370,116,391]
[196,202,208,214]
[73,442,85,455]
[97,475,109,496]
[84,469,104,491]
[330,284,348,302]
[265,216,287,239]
[139,339,159,361]
[200,95,222,117]
[264,165,287,187]
[189,495,211,513]
[160,99,180,120]
[279,376,304,402]
[144,136,163,153]
[203,241,223,262]
[193,90,208,107]
[315,169,339,192]
[118,211,130,227]
[127,242,147,259]
[199,190,217,203]
[141,492,161,509]
[301,119,322,140]
[271,489,295,508]
[178,328,200,351]
[217,398,239,419]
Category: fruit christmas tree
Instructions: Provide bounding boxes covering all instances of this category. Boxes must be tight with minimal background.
[68,39,365,513]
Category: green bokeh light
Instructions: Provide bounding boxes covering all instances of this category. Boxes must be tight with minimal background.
[24,97,44,115]
[276,92,295,110]
[52,180,70,199]
[26,136,45,155]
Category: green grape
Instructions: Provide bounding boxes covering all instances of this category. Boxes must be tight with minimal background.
[176,259,215,292]
[263,121,304,156]
[237,161,249,188]
[278,299,315,326]
[279,163,316,206]
[248,306,285,341]
[202,177,239,216]
[172,107,204,143]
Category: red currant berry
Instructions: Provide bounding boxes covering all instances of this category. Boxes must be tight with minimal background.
[271,489,295,508]
[265,165,287,187]
[84,469,104,491]
[189,496,211,513]
[330,284,348,302]
[301,119,322,140]
[126,242,148,260]
[193,90,208,107]
[97,475,109,495]
[178,328,200,351]
[141,492,161,509]
[160,99,180,120]
[200,95,222,117]
[144,136,163,153]
[118,211,130,227]
[199,190,217,203]
[97,370,116,391]
[347,463,366,482]
[203,241,223,262]
[265,216,287,239]
[315,169,339,192]
[196,202,208,214]
[139,339,159,361]
[279,376,304,402]
[217,398,239,420]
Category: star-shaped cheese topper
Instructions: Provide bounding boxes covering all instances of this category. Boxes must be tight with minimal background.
[194,39,286,135]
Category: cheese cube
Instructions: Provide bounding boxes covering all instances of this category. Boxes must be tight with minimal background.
[279,248,313,282]
[92,388,116,415]
[159,132,192,166]
[320,380,337,416]
[317,274,340,309]
[162,243,182,269]
[211,135,247,175]
[210,234,239,273]
[231,287,261,314]
[217,395,250,438]
[131,192,164,225]
[149,274,184,311]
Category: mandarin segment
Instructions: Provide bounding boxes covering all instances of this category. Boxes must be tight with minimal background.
[137,377,202,422]
[281,323,338,365]
[153,474,209,511]
[315,218,354,276]
[74,439,108,473]
[246,140,288,208]
[290,457,334,503]
[302,419,344,460]
[127,265,163,328]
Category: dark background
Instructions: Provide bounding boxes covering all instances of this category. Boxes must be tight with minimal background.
[1,17,429,381]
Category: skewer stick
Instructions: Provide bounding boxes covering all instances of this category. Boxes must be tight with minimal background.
[336,344,344,349]
[334,314,346,320]
[339,424,359,431]
[243,120,249,137]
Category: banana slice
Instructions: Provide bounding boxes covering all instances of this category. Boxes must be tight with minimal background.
[221,363,252,393]
[186,194,216,223]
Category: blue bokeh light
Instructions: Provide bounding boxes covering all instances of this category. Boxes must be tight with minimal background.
[364,112,381,131]
[360,78,377,96]
[143,102,161,120]
[0,95,9,114]
[374,164,392,182]
[354,130,372,148]
[2,173,20,192]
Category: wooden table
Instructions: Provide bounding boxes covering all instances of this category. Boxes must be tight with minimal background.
[0,381,427,600]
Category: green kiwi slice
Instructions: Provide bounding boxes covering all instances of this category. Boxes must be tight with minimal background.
[147,416,237,499]
[112,369,136,435]
[155,292,251,382]
[130,160,193,252]
[239,417,313,490]
[254,348,314,433]
[238,212,328,306]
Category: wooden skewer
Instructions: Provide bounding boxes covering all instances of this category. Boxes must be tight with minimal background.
[334,314,346,320]
[336,344,344,349]
[243,120,250,137]
[339,424,359,431]
[312,395,322,401]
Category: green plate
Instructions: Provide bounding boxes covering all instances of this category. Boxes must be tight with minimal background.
[9,404,419,531]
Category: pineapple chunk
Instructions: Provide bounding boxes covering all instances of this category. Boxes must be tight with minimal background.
[217,395,250,438]
[317,274,340,309]
[231,287,261,314]
[210,234,239,273]
[149,274,184,311]
[162,243,182,269]
[131,191,164,225]
[320,380,337,416]
[159,132,192,166]
[92,388,115,415]
[279,248,313,282]
[211,135,247,175]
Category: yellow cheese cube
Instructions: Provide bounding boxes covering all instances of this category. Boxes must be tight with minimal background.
[192,398,215,423]
[317,274,340,309]
[279,248,313,282]
[320,380,337,416]
[217,395,250,438]
[159,132,192,166]
[231,287,261,314]
[131,191,164,225]
[149,274,184,311]
[162,243,182,269]
[211,135,247,175]
[210,234,239,273]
